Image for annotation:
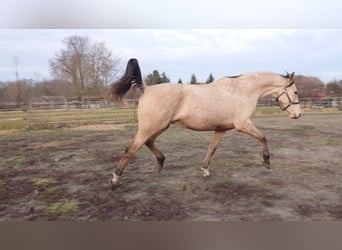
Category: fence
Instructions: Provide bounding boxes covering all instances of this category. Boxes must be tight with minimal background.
[0,99,139,130]
[1,97,341,130]
[0,98,139,111]
[257,97,342,110]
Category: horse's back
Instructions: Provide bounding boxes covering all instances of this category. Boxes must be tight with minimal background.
[140,83,184,107]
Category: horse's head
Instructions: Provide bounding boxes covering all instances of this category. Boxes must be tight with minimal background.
[276,72,302,119]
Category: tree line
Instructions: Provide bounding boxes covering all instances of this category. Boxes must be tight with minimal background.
[145,70,215,85]
[0,34,341,104]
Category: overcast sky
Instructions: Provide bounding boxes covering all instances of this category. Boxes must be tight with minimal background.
[1,29,342,83]
[1,0,342,83]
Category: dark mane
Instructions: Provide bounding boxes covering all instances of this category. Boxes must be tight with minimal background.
[110,58,143,101]
[225,74,242,79]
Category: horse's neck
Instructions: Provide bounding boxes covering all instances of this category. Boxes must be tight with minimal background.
[215,74,284,100]
[258,81,284,99]
[244,74,284,99]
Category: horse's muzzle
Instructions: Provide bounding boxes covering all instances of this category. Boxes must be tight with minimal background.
[292,113,301,119]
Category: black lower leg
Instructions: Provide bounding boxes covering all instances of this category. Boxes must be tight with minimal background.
[263,152,270,168]
[157,156,165,171]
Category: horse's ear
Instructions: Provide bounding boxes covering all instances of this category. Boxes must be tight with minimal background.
[289,72,295,81]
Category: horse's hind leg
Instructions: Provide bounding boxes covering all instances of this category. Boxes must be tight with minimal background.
[111,131,148,188]
[145,140,165,173]
[144,127,169,173]
[201,131,225,177]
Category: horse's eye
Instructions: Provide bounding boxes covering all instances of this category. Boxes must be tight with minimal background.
[294,91,298,95]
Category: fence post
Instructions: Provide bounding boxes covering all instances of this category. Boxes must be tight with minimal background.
[28,100,32,129]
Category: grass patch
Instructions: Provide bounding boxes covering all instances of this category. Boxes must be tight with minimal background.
[212,158,232,168]
[32,177,56,186]
[45,200,79,216]
[111,191,118,200]
[136,148,151,157]
[0,108,137,131]
[223,179,233,187]
[325,138,341,145]
[46,187,60,194]
[0,119,27,130]
[255,106,283,117]
[12,156,25,169]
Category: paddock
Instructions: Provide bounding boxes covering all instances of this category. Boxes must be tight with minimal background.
[0,111,341,220]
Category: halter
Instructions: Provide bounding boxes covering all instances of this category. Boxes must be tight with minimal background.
[275,81,300,111]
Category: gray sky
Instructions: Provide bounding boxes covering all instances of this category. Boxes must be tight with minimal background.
[1,0,342,83]
[1,29,342,83]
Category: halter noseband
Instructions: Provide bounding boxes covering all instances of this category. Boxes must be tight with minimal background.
[275,81,300,111]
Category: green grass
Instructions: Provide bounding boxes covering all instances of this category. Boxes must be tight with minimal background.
[254,106,284,117]
[12,156,25,169]
[325,138,341,145]
[46,187,60,194]
[212,158,233,168]
[111,191,118,200]
[0,108,137,130]
[32,177,56,186]
[0,106,341,131]
[223,179,233,187]
[45,200,79,216]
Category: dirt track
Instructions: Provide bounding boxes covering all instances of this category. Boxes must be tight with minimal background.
[0,113,341,221]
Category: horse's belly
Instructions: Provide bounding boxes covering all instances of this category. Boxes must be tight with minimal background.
[173,116,234,131]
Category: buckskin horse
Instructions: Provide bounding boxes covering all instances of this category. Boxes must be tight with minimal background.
[110,58,301,188]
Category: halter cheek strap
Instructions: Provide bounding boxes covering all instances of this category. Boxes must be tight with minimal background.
[276,81,300,111]
[276,91,291,111]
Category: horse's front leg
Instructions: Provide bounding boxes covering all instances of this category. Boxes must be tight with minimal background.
[236,119,270,168]
[201,131,226,177]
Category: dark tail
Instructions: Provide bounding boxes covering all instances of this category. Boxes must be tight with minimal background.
[111,58,144,101]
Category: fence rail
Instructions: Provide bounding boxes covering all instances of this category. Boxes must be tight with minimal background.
[257,97,342,109]
[0,97,341,130]
[0,99,138,111]
[0,100,139,130]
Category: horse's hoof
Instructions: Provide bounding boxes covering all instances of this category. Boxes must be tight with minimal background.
[201,167,210,177]
[263,162,271,169]
[152,165,162,175]
[110,180,117,190]
[111,173,120,189]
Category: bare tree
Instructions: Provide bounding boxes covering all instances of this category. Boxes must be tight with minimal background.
[50,35,121,102]
[50,36,90,101]
[87,42,121,101]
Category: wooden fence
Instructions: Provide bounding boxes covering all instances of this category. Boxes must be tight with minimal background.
[1,97,341,130]
[0,100,138,130]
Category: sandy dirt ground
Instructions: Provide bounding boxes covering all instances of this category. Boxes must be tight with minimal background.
[0,113,341,221]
